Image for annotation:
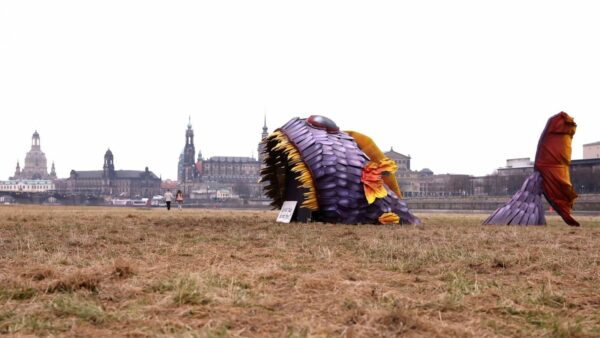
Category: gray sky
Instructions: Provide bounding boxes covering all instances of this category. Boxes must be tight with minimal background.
[1,0,599,180]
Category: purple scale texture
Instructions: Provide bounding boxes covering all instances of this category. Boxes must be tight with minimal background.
[483,171,546,226]
[273,117,420,225]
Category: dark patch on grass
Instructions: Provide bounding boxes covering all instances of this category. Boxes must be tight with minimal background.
[47,271,100,293]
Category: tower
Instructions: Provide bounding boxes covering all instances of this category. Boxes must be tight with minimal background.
[50,162,57,179]
[103,149,115,179]
[181,116,199,183]
[258,115,268,165]
[261,114,268,140]
[13,161,21,179]
[103,149,115,195]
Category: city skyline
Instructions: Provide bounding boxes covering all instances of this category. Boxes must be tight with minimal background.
[2,113,597,182]
[1,1,599,180]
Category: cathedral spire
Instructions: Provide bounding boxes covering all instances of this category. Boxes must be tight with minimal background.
[261,114,268,140]
[50,161,57,179]
[182,117,198,183]
[258,115,269,164]
[186,117,194,146]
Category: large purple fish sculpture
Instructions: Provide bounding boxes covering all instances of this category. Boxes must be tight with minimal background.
[260,115,420,225]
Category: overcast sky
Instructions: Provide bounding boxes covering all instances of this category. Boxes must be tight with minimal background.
[1,1,599,180]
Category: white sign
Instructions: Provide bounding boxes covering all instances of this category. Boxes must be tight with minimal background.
[276,201,298,223]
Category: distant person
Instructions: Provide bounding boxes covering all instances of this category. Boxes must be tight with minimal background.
[164,189,174,211]
[176,190,184,210]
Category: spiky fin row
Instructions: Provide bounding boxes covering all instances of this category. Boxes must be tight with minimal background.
[264,130,319,211]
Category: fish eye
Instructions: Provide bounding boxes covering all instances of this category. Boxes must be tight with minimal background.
[306,115,340,133]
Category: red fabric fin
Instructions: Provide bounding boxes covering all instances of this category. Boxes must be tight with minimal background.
[534,112,579,226]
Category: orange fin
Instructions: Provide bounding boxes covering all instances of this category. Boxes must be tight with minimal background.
[534,112,579,226]
[346,130,403,199]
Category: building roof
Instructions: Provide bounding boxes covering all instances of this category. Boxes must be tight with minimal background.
[572,158,600,166]
[505,158,533,168]
[384,148,410,160]
[71,170,160,180]
[584,141,600,147]
[118,170,159,179]
[206,156,258,163]
[71,170,103,179]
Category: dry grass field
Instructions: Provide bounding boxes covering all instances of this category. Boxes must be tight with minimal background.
[1,206,600,337]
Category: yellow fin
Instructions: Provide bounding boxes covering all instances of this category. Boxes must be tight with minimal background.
[378,212,400,225]
[346,130,403,199]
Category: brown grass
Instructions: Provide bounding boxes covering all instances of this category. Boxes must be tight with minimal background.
[1,205,600,337]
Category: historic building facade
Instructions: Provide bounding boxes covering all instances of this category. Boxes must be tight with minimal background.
[388,145,600,197]
[0,179,55,193]
[386,148,411,172]
[384,148,472,197]
[65,149,161,198]
[11,131,57,180]
[177,117,268,198]
[200,157,261,183]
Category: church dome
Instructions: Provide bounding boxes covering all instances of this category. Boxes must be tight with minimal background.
[419,168,434,176]
[21,132,49,179]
